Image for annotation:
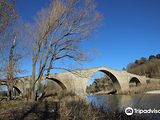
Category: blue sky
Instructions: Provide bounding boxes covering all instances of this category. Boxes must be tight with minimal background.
[16,0,160,76]
[1,0,160,91]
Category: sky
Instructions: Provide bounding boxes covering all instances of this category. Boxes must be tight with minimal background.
[15,0,160,84]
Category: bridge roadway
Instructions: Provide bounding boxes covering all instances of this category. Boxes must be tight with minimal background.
[0,66,160,97]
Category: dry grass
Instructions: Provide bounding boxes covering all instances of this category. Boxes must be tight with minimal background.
[56,90,77,100]
[0,98,144,120]
[117,83,160,95]
[43,89,58,97]
[59,99,103,120]
[38,89,59,102]
[58,97,144,120]
[0,102,18,109]
[39,89,78,102]
[0,99,33,110]
[0,89,146,120]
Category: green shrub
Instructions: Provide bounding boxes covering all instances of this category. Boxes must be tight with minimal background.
[14,96,22,100]
[1,96,8,101]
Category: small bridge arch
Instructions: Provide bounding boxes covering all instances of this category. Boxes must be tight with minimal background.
[0,84,23,97]
[129,77,141,87]
[0,79,23,92]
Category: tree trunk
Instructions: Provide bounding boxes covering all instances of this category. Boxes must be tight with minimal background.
[7,82,10,101]
[10,80,13,99]
[31,58,36,101]
[8,36,16,100]
[31,79,35,101]
[31,83,35,101]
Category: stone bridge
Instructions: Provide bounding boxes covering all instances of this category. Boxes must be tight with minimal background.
[1,66,160,97]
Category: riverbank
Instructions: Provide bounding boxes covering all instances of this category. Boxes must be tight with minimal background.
[145,90,160,94]
[0,90,145,120]
[117,84,160,95]
[87,88,117,95]
[88,83,160,95]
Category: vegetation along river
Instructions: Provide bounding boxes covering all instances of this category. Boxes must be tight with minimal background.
[87,94,160,119]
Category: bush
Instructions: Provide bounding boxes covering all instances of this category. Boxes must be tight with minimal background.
[0,96,8,101]
[14,96,22,100]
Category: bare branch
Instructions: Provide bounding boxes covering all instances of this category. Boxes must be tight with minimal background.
[26,0,103,101]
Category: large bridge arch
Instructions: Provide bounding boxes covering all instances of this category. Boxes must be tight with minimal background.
[100,70,121,91]
[84,68,122,94]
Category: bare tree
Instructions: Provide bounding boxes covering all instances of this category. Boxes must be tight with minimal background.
[0,0,18,36]
[0,0,30,100]
[0,0,18,100]
[26,0,103,101]
[0,19,30,100]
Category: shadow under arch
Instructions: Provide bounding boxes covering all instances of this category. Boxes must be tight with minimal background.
[46,78,67,90]
[0,84,22,96]
[13,86,21,94]
[129,77,141,88]
[87,70,121,92]
[13,86,22,96]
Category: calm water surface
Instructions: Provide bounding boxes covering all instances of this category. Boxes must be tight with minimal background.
[87,94,160,119]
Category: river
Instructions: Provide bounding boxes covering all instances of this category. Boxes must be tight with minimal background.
[87,94,160,119]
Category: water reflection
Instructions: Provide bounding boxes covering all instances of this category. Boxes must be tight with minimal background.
[87,94,160,119]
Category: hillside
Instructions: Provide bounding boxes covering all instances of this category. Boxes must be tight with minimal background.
[126,54,160,78]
